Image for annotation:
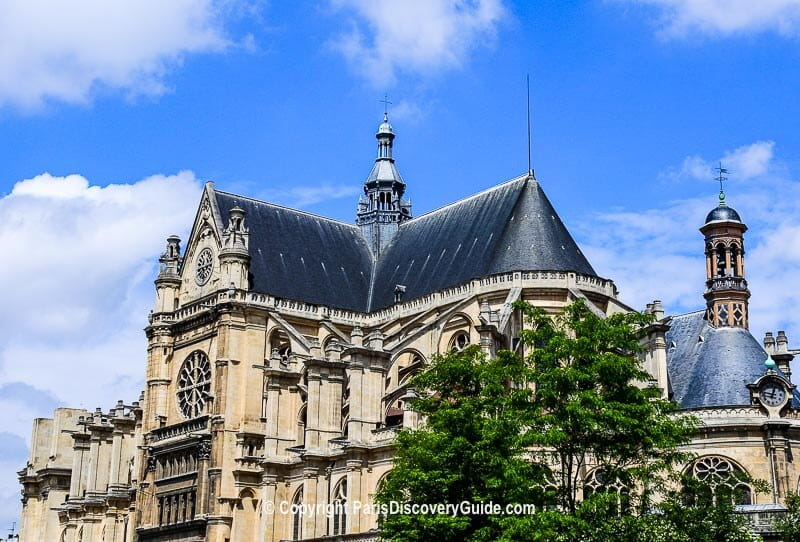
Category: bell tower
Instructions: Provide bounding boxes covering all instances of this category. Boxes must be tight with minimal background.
[356,109,412,256]
[700,175,750,328]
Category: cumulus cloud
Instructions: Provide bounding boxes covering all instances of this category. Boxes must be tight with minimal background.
[328,0,506,85]
[621,0,800,37]
[0,171,203,528]
[661,140,775,182]
[578,141,800,353]
[722,140,776,179]
[0,0,251,110]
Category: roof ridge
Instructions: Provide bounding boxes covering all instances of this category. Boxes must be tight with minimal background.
[215,189,359,229]
[403,173,530,223]
[671,309,706,319]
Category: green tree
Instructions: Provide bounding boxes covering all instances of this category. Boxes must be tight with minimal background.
[376,345,545,541]
[775,492,800,541]
[645,475,762,542]
[517,299,695,514]
[376,299,758,542]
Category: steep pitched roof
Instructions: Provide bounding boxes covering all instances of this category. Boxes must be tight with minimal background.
[369,176,595,310]
[666,311,767,408]
[215,191,374,312]
[212,175,598,313]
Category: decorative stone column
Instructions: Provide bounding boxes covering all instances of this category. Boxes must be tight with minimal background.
[342,333,391,442]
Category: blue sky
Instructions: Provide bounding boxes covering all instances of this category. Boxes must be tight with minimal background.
[2,0,800,529]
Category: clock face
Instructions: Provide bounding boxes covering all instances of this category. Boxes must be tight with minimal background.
[195,248,213,285]
[759,382,786,407]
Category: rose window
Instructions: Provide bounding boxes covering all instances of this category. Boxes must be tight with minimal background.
[195,248,213,285]
[177,351,212,418]
[689,456,752,505]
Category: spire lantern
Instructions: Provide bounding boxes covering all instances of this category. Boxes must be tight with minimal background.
[356,103,412,257]
[700,170,750,329]
[376,112,395,160]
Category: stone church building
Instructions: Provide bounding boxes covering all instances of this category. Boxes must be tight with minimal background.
[16,113,800,541]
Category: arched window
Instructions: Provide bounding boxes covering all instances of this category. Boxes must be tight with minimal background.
[450,331,470,352]
[583,469,630,513]
[292,488,304,540]
[330,480,348,535]
[687,456,752,505]
[715,244,727,277]
[177,350,212,419]
[535,470,559,510]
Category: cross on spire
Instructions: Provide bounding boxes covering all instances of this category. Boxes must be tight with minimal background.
[379,94,392,116]
[715,162,730,203]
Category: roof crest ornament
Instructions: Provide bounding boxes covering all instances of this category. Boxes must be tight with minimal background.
[715,162,729,205]
[527,74,535,180]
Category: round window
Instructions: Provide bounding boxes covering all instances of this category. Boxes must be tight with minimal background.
[195,248,214,285]
[177,351,212,418]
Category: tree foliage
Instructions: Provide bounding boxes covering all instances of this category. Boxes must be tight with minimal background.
[775,492,800,541]
[376,299,759,542]
[518,299,695,513]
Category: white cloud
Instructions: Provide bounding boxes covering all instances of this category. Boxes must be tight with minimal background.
[661,140,775,182]
[622,0,800,37]
[391,99,427,123]
[0,171,203,527]
[0,0,249,110]
[722,140,775,179]
[328,0,506,85]
[579,142,800,353]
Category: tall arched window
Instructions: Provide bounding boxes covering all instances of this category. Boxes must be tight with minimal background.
[583,468,630,514]
[330,480,348,535]
[292,488,304,541]
[687,456,752,505]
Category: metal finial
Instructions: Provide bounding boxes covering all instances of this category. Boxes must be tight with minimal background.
[715,162,729,204]
[527,74,534,178]
[380,93,392,117]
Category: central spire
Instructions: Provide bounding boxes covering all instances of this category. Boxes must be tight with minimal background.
[356,110,412,256]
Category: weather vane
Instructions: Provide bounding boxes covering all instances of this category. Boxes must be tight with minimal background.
[379,93,392,115]
[715,162,729,203]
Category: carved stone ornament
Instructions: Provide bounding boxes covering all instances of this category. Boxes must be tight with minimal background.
[197,440,212,461]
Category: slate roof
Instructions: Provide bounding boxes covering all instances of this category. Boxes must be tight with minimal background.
[365,159,404,185]
[213,175,597,313]
[215,191,374,311]
[666,311,767,408]
[370,176,595,309]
